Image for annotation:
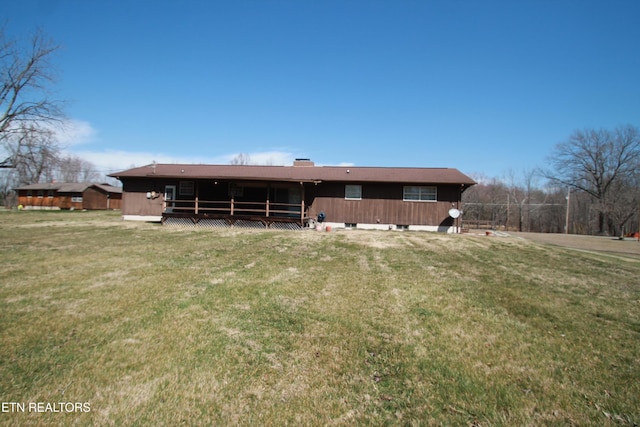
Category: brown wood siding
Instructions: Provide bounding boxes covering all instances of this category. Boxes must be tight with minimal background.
[307,183,460,226]
[58,195,83,210]
[107,196,122,210]
[121,178,166,216]
[119,177,463,226]
[18,188,121,210]
[83,187,107,209]
[17,191,60,209]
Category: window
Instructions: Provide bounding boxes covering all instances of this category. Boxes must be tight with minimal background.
[179,181,194,196]
[37,190,44,198]
[403,186,437,202]
[228,183,243,197]
[345,185,362,200]
[27,191,32,198]
[71,196,83,203]
[47,190,54,198]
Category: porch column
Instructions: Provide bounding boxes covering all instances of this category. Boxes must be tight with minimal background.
[300,182,305,223]
[195,181,199,214]
[266,183,270,217]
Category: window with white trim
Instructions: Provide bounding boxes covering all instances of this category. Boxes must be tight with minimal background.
[71,196,83,203]
[403,186,437,202]
[345,185,362,200]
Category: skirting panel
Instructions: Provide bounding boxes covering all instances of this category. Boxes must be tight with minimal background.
[163,217,196,228]
[233,219,267,229]
[197,218,231,229]
[162,216,302,230]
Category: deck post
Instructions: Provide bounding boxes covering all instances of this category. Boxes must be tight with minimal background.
[195,181,199,214]
[266,183,270,217]
[300,182,305,224]
[230,196,234,215]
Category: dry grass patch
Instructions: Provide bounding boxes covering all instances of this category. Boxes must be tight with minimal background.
[0,211,638,426]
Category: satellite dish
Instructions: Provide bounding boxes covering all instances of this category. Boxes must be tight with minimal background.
[449,208,461,219]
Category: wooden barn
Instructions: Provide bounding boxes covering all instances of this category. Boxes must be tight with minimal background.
[109,160,475,232]
[15,183,122,210]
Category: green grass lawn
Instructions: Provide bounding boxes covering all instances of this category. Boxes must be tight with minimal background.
[0,210,638,426]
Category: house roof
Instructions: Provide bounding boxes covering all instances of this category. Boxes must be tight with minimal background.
[109,163,476,186]
[15,182,61,191]
[15,182,122,194]
[93,183,123,194]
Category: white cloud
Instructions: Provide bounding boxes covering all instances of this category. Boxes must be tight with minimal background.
[70,149,299,175]
[70,148,360,176]
[71,150,206,174]
[3,118,97,146]
[53,119,98,147]
[53,119,307,174]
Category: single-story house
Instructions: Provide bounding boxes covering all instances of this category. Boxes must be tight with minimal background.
[109,160,476,232]
[15,183,122,210]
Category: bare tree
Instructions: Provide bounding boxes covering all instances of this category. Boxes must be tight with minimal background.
[606,169,640,236]
[0,166,17,206]
[0,28,64,150]
[462,175,508,229]
[230,153,251,165]
[7,123,59,184]
[0,27,64,195]
[0,28,69,205]
[529,184,565,233]
[463,173,582,233]
[56,155,100,183]
[544,125,640,235]
[505,169,540,231]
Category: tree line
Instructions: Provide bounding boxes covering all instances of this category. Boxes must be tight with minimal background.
[463,125,640,236]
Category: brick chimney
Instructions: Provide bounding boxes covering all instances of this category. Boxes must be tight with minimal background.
[293,158,314,167]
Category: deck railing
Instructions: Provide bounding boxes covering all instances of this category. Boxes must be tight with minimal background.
[165,198,303,219]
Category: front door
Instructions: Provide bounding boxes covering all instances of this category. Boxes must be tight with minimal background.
[164,185,176,213]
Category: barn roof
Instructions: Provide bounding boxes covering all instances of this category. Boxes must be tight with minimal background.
[15,183,122,194]
[109,163,476,186]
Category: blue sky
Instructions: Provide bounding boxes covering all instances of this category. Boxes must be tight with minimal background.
[4,0,640,179]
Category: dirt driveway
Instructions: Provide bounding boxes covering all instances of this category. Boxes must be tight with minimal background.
[507,231,640,258]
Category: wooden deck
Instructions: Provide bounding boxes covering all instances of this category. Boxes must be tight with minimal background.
[162,213,305,230]
[161,198,306,230]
